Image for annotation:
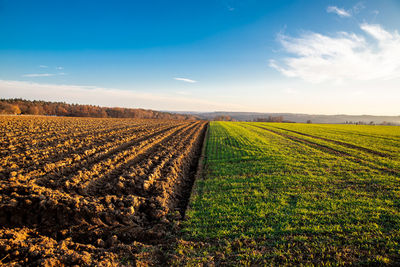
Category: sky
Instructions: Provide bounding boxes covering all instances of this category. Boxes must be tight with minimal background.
[0,0,399,115]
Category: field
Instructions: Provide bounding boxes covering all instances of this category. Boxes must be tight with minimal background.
[178,122,400,265]
[2,117,400,266]
[0,116,206,266]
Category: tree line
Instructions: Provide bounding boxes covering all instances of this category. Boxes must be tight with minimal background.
[0,99,198,120]
[253,116,296,123]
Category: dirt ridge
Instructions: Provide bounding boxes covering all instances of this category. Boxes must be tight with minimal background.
[0,117,208,266]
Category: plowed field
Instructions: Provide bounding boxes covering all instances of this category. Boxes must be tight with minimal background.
[0,116,207,266]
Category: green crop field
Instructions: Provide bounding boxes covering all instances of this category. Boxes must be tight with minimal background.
[174,122,400,266]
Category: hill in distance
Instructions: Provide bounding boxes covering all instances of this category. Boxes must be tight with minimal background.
[182,111,400,125]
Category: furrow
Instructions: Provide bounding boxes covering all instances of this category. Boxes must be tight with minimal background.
[1,123,161,172]
[84,122,200,196]
[33,123,186,189]
[62,122,194,194]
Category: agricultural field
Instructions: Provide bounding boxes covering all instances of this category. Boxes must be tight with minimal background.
[178,122,400,265]
[0,116,207,266]
[2,117,400,266]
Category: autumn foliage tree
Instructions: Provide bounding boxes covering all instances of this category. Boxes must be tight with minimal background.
[0,99,198,120]
[0,102,21,115]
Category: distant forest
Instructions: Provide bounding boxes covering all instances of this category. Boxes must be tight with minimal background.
[0,99,197,120]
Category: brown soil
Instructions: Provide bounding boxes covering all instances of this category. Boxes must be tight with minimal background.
[0,116,207,266]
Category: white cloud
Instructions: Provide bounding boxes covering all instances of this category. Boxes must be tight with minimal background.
[327,6,351,17]
[0,80,245,112]
[56,66,64,70]
[22,72,67,77]
[39,65,48,68]
[360,23,393,41]
[22,73,55,77]
[270,23,400,83]
[174,77,197,83]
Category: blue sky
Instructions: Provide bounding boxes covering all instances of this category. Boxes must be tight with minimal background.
[1,0,399,115]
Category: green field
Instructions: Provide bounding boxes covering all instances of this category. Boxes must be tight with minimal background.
[175,122,400,265]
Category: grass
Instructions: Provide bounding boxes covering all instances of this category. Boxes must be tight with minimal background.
[176,122,400,265]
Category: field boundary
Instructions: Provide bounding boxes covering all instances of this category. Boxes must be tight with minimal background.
[183,122,209,219]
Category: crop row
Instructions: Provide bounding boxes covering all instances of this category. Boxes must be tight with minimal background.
[267,123,400,159]
[249,123,400,174]
[0,116,207,266]
[181,121,400,265]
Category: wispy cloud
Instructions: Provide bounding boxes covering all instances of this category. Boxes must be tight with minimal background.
[39,65,48,68]
[22,72,67,77]
[327,6,351,17]
[56,66,64,70]
[174,77,197,83]
[270,23,400,83]
[22,73,55,77]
